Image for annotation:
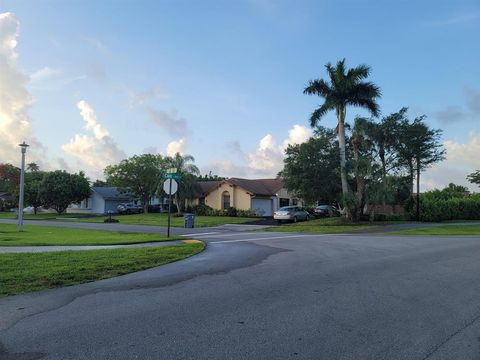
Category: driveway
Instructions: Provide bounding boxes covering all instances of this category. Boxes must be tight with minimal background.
[2,229,480,359]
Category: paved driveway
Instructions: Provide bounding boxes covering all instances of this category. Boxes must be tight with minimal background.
[2,229,480,359]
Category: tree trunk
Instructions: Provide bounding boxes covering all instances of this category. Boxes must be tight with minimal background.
[143,195,149,213]
[416,159,420,221]
[175,193,181,214]
[337,106,350,213]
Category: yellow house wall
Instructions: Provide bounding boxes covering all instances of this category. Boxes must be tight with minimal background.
[203,182,252,210]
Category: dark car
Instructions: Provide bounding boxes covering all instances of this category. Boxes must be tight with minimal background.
[313,205,341,218]
[117,203,144,214]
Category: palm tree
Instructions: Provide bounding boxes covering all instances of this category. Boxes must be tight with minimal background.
[166,153,200,213]
[303,59,381,206]
[27,162,39,172]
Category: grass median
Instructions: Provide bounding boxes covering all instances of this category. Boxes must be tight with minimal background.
[386,225,480,236]
[0,224,181,246]
[0,212,255,227]
[263,217,378,233]
[0,241,205,296]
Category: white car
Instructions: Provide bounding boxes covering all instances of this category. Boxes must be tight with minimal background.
[274,206,311,223]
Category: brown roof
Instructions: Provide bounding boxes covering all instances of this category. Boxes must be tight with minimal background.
[227,178,283,196]
[193,178,283,197]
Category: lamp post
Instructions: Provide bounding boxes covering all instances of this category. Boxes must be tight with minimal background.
[18,141,29,232]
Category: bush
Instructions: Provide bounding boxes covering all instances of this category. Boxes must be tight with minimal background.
[226,207,237,217]
[237,209,257,217]
[191,204,214,216]
[407,191,480,222]
[147,204,161,213]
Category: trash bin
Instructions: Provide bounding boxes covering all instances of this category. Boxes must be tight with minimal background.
[184,213,195,228]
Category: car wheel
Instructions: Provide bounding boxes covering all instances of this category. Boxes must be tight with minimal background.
[306,215,310,221]
[293,216,298,223]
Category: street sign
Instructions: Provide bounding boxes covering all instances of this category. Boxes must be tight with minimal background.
[163,179,178,195]
[165,173,180,180]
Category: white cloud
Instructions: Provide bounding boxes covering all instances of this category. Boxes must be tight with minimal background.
[30,66,62,83]
[247,124,312,176]
[0,12,47,166]
[62,100,126,179]
[422,132,480,192]
[167,138,186,156]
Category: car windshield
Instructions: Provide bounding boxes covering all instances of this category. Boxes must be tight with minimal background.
[278,207,294,211]
[317,205,330,209]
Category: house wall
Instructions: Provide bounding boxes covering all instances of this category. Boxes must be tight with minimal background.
[91,192,106,214]
[275,188,303,209]
[203,183,251,210]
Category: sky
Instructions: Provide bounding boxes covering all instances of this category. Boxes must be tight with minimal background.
[0,0,479,191]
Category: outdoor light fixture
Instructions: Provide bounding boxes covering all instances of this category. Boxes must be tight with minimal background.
[18,141,29,232]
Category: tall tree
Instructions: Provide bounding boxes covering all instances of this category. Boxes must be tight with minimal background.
[303,59,381,210]
[27,163,39,172]
[0,163,20,195]
[105,154,166,212]
[280,128,341,205]
[38,171,90,214]
[165,153,200,212]
[396,116,445,220]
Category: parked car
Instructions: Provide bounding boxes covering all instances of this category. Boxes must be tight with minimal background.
[274,206,311,223]
[313,205,340,218]
[117,203,144,214]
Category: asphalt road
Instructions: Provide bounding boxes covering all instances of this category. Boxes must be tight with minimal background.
[2,229,480,359]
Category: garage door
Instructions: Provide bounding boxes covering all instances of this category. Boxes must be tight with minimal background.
[251,198,273,217]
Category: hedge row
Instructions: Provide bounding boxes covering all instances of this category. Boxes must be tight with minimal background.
[407,195,480,222]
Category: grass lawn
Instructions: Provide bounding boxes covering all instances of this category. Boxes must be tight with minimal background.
[0,241,205,296]
[0,212,255,227]
[264,217,378,233]
[387,225,480,236]
[0,224,181,246]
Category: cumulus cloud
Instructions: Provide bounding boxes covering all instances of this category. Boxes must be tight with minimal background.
[146,107,188,137]
[0,12,46,166]
[422,132,480,192]
[62,100,126,178]
[166,138,186,156]
[247,124,312,176]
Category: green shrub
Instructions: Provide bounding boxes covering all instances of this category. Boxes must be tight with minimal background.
[237,209,257,217]
[407,191,480,222]
[226,207,238,217]
[191,204,214,216]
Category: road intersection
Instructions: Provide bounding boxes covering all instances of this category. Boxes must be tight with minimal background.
[1,221,480,359]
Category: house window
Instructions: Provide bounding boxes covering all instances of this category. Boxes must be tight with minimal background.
[279,198,289,207]
[292,199,298,205]
[199,197,205,205]
[222,191,230,210]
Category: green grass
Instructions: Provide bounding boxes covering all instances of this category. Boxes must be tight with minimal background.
[0,241,205,296]
[0,224,181,246]
[264,217,378,233]
[0,212,255,227]
[387,225,480,236]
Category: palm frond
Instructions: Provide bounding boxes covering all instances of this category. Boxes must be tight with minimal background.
[303,79,332,97]
[309,102,334,127]
[346,64,370,82]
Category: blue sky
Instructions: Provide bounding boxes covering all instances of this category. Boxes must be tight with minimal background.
[0,0,479,189]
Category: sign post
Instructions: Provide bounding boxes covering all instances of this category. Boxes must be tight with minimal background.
[164,168,179,237]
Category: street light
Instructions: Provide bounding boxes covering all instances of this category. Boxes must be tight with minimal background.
[18,141,29,232]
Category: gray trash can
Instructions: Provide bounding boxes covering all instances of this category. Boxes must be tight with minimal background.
[184,213,195,228]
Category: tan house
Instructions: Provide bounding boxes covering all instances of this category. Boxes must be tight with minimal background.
[187,178,302,216]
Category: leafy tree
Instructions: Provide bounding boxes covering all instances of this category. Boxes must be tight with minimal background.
[105,154,166,212]
[395,116,445,220]
[24,171,46,214]
[0,163,20,195]
[467,170,480,187]
[92,179,108,187]
[165,153,200,212]
[303,59,381,211]
[280,128,341,205]
[39,171,90,214]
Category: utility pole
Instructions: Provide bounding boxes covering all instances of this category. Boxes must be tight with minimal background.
[18,141,29,232]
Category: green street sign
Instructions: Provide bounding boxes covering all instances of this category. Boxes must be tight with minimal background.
[165,173,180,180]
